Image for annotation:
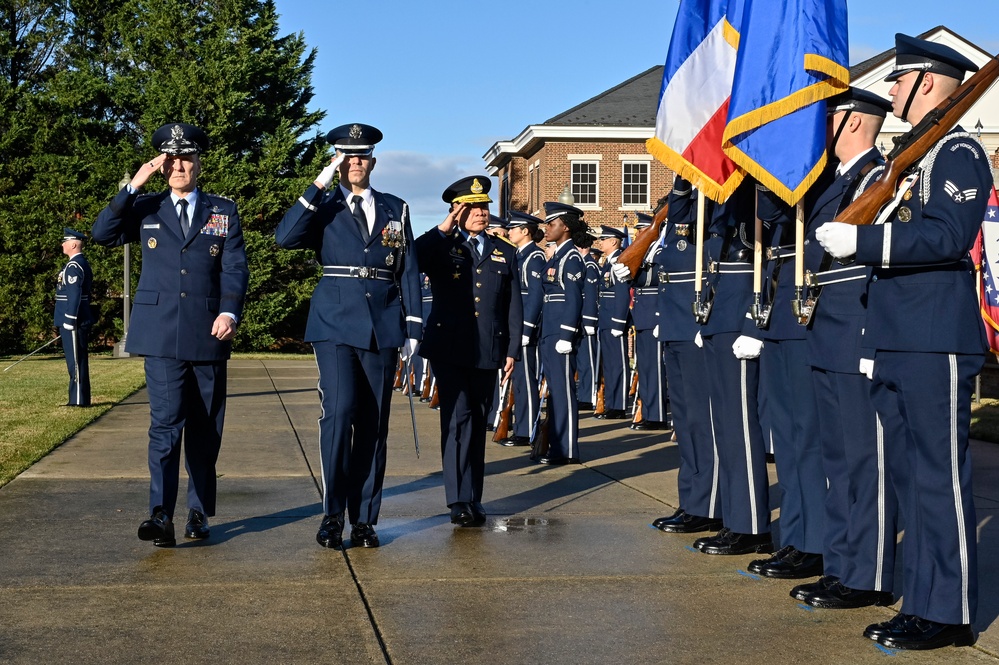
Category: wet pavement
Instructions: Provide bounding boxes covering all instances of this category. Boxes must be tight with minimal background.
[2,358,999,664]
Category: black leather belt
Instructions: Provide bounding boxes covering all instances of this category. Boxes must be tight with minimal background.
[322,265,393,281]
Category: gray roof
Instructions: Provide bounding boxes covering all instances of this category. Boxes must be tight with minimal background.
[544,65,663,127]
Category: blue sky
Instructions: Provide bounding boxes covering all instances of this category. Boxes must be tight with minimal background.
[274,1,998,231]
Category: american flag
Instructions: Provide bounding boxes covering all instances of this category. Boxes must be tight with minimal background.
[972,184,999,354]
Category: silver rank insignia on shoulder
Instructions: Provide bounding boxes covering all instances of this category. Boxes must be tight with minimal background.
[210,244,220,256]
[677,240,688,251]
[148,237,157,249]
[385,253,395,266]
[897,207,912,222]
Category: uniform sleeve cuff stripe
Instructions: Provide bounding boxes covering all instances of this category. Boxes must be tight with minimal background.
[298,196,318,212]
[560,325,577,332]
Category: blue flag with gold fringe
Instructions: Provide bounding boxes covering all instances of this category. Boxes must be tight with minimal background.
[721,0,849,205]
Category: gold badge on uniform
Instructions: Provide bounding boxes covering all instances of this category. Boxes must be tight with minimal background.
[903,189,912,201]
[147,237,157,249]
[897,207,912,222]
[210,243,220,256]
[470,178,484,195]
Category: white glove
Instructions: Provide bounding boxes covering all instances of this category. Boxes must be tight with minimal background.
[400,338,419,362]
[63,323,74,331]
[611,262,631,282]
[694,331,703,348]
[815,222,858,259]
[859,358,874,380]
[555,340,573,354]
[584,326,596,336]
[732,335,763,360]
[653,324,660,338]
[315,154,346,189]
[521,335,530,346]
[611,329,624,338]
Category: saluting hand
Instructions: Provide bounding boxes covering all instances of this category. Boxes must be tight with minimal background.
[212,314,237,341]
[439,202,468,234]
[130,154,168,191]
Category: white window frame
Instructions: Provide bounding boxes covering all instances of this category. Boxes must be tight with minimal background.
[568,154,602,210]
[620,158,651,210]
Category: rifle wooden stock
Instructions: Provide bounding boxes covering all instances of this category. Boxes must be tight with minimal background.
[428,384,439,409]
[420,372,433,401]
[530,380,551,460]
[594,376,606,415]
[628,371,639,396]
[392,357,404,390]
[492,382,515,442]
[632,397,643,425]
[834,55,999,227]
[617,195,670,278]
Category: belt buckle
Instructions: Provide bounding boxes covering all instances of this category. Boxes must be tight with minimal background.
[707,261,718,274]
[357,266,371,278]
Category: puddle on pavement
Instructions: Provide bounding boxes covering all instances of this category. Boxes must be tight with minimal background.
[489,517,557,532]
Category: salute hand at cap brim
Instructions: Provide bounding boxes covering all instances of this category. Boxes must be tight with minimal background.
[315,153,346,189]
[130,154,169,191]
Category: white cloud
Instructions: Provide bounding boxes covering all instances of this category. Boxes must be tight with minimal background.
[849,43,880,66]
[372,151,496,234]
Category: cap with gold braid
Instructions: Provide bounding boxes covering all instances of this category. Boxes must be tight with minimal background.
[442,175,493,204]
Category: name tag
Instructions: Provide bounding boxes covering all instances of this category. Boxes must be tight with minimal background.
[143,224,160,229]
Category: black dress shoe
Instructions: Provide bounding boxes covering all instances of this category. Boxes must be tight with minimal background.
[867,614,974,650]
[790,575,839,602]
[537,456,581,465]
[631,420,668,431]
[595,409,627,420]
[350,522,380,548]
[450,502,477,527]
[577,402,594,410]
[755,547,823,579]
[184,509,210,540]
[498,436,530,447]
[652,508,684,529]
[470,501,487,525]
[485,424,494,432]
[655,510,723,534]
[138,509,176,547]
[748,545,794,574]
[802,581,894,609]
[697,528,773,555]
[316,513,345,549]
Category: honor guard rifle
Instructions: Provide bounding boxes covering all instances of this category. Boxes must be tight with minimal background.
[616,195,670,279]
[492,377,515,443]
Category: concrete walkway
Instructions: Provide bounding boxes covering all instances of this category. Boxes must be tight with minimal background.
[1,358,998,664]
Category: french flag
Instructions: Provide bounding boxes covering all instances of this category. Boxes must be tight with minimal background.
[646,0,745,203]
[973,185,999,354]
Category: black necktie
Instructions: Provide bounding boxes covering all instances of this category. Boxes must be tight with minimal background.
[351,195,368,239]
[468,235,480,258]
[178,199,190,237]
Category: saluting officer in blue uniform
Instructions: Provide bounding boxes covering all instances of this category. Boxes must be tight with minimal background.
[93,122,249,547]
[575,233,601,409]
[790,88,897,611]
[276,123,423,550]
[647,177,721,534]
[692,181,772,556]
[55,228,93,407]
[817,36,989,650]
[595,226,631,419]
[537,202,588,464]
[498,211,546,447]
[625,213,669,430]
[415,176,522,526]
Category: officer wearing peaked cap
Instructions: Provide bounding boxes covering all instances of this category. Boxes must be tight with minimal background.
[536,202,588,464]
[93,122,249,547]
[594,225,631,420]
[276,122,423,550]
[817,34,989,650]
[416,176,522,526]
[55,228,93,407]
[575,230,601,409]
[498,211,546,447]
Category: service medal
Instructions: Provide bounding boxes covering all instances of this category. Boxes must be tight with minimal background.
[210,243,220,256]
[147,237,157,249]
[677,240,688,251]
[897,207,912,222]
[385,253,395,267]
[546,267,556,283]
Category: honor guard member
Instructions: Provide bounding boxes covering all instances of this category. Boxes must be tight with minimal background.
[817,35,989,650]
[55,228,93,407]
[276,123,422,550]
[498,211,546,447]
[537,202,588,463]
[594,226,631,419]
[415,176,522,526]
[575,232,601,409]
[692,181,772,555]
[791,88,897,611]
[647,178,721,533]
[621,213,669,430]
[92,122,249,547]
[411,273,434,399]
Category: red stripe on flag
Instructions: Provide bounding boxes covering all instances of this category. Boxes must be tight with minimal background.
[681,100,740,185]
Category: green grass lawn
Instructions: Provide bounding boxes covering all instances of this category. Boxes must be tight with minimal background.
[0,353,148,487]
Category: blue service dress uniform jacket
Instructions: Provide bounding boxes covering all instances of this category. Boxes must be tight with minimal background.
[416,228,522,507]
[55,252,93,406]
[576,252,601,405]
[513,242,547,439]
[631,240,668,423]
[276,183,423,524]
[597,248,632,411]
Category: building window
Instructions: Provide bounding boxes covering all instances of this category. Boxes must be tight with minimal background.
[501,173,510,217]
[571,161,598,205]
[528,164,536,212]
[622,161,649,208]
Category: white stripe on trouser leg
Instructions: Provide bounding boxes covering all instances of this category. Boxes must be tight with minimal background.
[875,414,887,590]
[313,350,329,514]
[522,345,535,439]
[588,340,597,403]
[655,341,665,420]
[948,354,971,623]
[71,329,81,404]
[708,397,719,516]
[618,337,627,407]
[565,354,575,458]
[740,359,759,531]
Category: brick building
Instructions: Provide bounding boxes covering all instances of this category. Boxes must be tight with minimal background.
[484,26,998,222]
